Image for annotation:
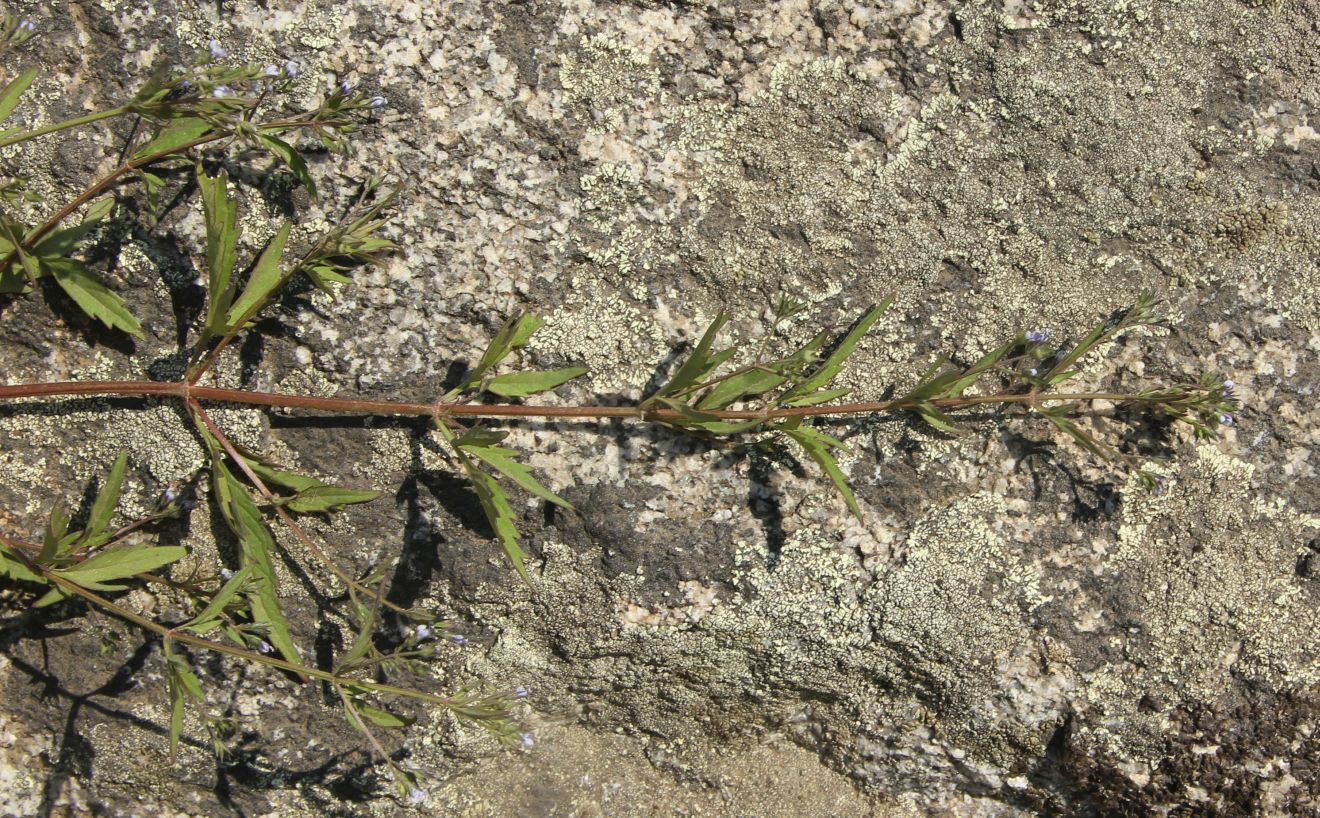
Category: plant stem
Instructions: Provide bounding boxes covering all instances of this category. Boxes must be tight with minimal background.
[0,378,1175,422]
[0,531,468,709]
[0,106,129,150]
[0,112,326,278]
[186,398,414,616]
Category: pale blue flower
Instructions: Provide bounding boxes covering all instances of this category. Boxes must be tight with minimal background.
[208,39,227,59]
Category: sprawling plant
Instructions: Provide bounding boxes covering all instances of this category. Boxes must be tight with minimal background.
[0,13,1239,804]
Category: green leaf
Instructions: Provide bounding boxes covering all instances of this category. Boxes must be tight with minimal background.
[225,220,291,329]
[457,431,572,509]
[457,452,532,584]
[44,257,143,336]
[339,604,377,668]
[647,313,730,402]
[1037,406,1111,460]
[210,457,302,665]
[183,566,253,635]
[782,299,891,402]
[782,387,851,407]
[0,544,44,584]
[937,340,1013,400]
[485,367,587,398]
[135,116,212,160]
[697,368,787,410]
[782,425,862,519]
[0,265,28,293]
[305,263,351,290]
[0,68,37,125]
[138,171,165,225]
[79,451,128,548]
[912,402,961,435]
[198,166,239,334]
[256,133,317,198]
[166,647,205,761]
[32,587,67,608]
[356,701,414,729]
[32,197,115,258]
[240,456,378,513]
[40,503,70,563]
[242,457,321,493]
[284,485,380,513]
[462,314,545,391]
[59,546,187,587]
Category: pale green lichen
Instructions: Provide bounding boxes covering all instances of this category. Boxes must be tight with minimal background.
[1114,446,1320,700]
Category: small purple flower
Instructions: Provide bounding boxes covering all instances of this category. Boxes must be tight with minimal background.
[208,39,227,59]
[163,488,179,504]
[1220,413,1234,425]
[340,80,354,94]
[514,686,529,698]
[406,788,427,806]
[212,86,233,98]
[264,64,281,77]
[257,640,274,654]
[18,20,35,33]
[1025,330,1048,343]
[520,731,535,748]
[1028,367,1039,377]
[1154,476,1168,497]
[369,96,387,109]
[178,79,193,90]
[450,634,468,645]
[219,567,235,580]
[414,624,434,641]
[284,59,300,77]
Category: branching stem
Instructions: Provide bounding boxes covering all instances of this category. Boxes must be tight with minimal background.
[0,378,1186,421]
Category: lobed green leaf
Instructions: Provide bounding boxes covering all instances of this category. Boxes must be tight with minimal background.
[256,132,317,198]
[455,450,532,584]
[781,298,892,402]
[284,485,380,513]
[782,424,862,519]
[485,367,587,398]
[225,219,292,329]
[183,566,254,636]
[44,257,143,336]
[59,545,187,586]
[198,166,239,334]
[0,544,43,584]
[32,197,115,258]
[79,451,128,549]
[696,368,788,411]
[457,430,572,509]
[135,116,212,160]
[647,313,730,402]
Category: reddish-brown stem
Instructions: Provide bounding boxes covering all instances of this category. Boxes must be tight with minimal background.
[0,378,1146,421]
[185,399,411,616]
[0,112,327,278]
[0,534,468,708]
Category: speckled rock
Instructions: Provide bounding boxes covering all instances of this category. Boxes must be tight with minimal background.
[2,1,1319,817]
